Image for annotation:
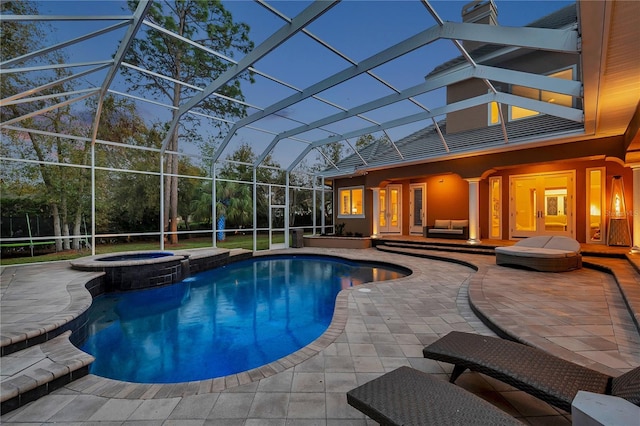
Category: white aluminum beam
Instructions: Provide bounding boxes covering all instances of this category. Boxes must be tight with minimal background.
[213,21,471,162]
[2,87,100,106]
[90,1,152,144]
[256,64,580,166]
[287,90,583,172]
[218,19,577,163]
[0,91,97,127]
[1,64,110,103]
[442,22,578,53]
[1,20,130,68]
[121,62,203,92]
[0,15,132,21]
[0,60,113,74]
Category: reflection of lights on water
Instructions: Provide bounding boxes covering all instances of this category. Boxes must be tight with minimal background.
[183,277,196,282]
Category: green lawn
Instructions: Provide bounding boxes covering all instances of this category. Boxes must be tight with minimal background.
[0,233,285,266]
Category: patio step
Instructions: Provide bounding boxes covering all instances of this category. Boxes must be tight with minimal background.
[375,240,497,256]
[0,331,94,414]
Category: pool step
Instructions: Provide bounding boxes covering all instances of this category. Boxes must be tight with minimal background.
[0,331,94,414]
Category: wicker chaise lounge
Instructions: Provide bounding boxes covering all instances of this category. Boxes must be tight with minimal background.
[423,331,640,412]
[347,366,523,425]
[495,235,582,272]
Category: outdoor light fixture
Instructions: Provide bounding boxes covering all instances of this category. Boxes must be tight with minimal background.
[607,175,631,246]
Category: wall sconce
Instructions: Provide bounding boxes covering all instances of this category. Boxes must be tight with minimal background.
[607,175,631,246]
[438,178,444,183]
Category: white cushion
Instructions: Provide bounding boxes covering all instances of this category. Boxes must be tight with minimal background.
[434,219,451,229]
[543,236,581,252]
[514,236,552,248]
[450,220,468,229]
[428,228,463,234]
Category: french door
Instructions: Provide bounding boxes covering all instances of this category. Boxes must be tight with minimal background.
[409,183,426,234]
[509,171,575,239]
[378,184,402,234]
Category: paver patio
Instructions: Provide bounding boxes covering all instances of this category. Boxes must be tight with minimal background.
[1,245,639,425]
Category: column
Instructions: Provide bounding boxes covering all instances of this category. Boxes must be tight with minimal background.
[371,188,380,237]
[465,178,481,244]
[632,166,640,252]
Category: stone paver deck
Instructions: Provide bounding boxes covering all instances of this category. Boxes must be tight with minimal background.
[1,245,639,424]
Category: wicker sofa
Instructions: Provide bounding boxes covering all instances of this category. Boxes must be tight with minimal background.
[495,235,582,272]
[424,219,469,240]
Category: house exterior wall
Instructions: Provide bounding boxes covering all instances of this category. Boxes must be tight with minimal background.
[332,135,632,243]
[331,175,370,236]
[483,158,632,242]
[446,51,580,134]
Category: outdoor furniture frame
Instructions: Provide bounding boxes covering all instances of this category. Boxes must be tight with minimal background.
[347,366,523,425]
[494,235,582,272]
[422,331,640,412]
[424,219,469,240]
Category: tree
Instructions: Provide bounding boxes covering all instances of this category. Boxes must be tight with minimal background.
[190,143,283,238]
[122,0,254,244]
[0,1,46,121]
[315,142,344,171]
[2,1,91,251]
[94,96,166,235]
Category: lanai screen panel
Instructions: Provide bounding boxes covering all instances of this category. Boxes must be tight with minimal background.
[2,1,582,177]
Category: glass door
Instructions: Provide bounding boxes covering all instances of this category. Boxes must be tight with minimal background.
[378,184,402,234]
[489,177,502,239]
[409,183,426,234]
[269,185,286,249]
[510,171,574,239]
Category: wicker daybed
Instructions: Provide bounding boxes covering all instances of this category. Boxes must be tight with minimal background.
[494,235,582,272]
[347,366,523,425]
[422,331,640,413]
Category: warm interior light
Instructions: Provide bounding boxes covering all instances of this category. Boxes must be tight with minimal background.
[614,194,621,215]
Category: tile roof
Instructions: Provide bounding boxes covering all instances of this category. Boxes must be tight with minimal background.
[331,115,583,173]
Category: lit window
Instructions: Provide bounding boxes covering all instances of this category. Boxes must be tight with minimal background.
[510,68,574,121]
[338,186,364,217]
[489,101,501,125]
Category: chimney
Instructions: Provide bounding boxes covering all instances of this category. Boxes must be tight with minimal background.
[461,0,498,52]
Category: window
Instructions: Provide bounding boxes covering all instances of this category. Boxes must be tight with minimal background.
[338,186,364,217]
[488,101,501,125]
[509,67,574,121]
[586,168,604,243]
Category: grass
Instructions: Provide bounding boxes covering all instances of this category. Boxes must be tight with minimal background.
[0,233,286,266]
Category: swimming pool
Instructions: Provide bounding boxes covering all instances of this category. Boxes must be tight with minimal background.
[80,255,409,383]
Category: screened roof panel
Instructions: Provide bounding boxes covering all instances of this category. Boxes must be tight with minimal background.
[251,33,353,89]
[10,0,637,179]
[315,73,398,111]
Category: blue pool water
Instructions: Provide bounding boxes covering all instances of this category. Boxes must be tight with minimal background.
[80,255,408,383]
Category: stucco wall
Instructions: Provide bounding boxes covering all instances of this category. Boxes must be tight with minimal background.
[331,138,632,243]
[445,51,580,134]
